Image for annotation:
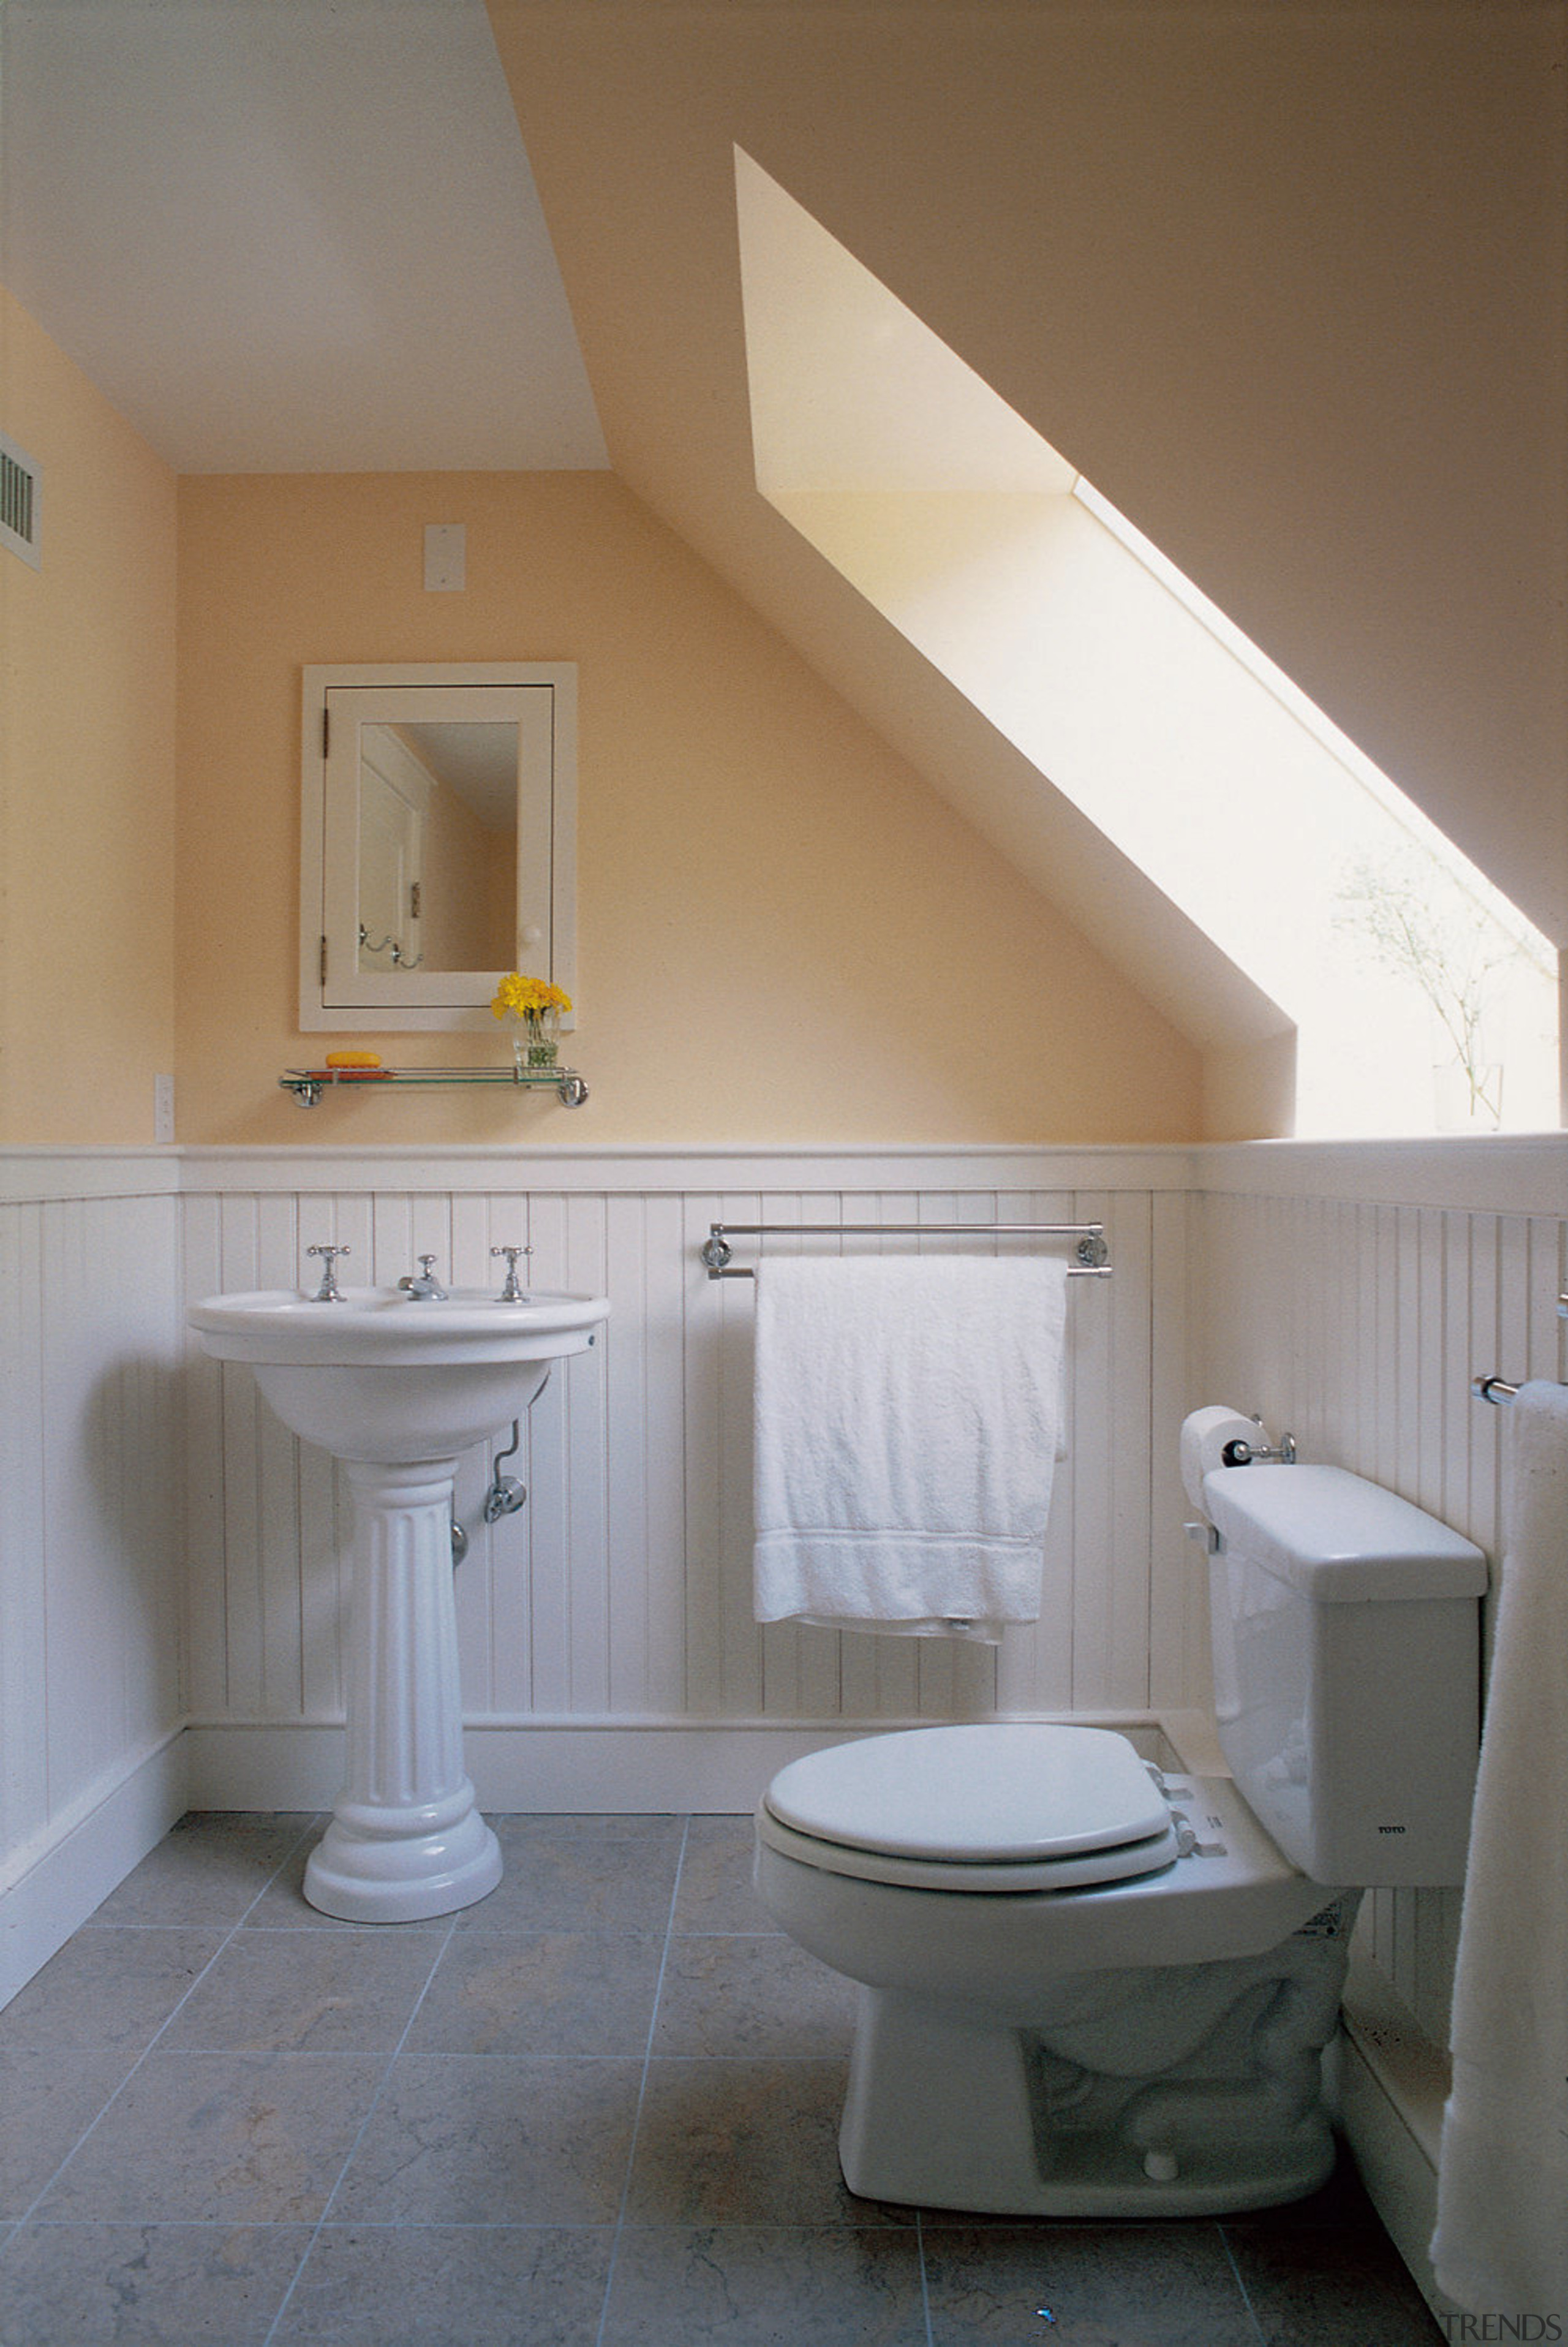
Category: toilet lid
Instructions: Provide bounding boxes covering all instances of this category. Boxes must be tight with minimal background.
[764,1725,1172,1866]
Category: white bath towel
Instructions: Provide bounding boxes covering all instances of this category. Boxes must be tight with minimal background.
[1431,1380,1568,2323]
[752,1254,1068,1641]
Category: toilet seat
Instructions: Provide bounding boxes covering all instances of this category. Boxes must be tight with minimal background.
[760,1725,1182,1894]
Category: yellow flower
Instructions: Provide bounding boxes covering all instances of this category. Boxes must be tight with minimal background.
[490,973,572,1020]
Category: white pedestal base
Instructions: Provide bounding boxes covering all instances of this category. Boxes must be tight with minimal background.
[303,1455,501,1924]
[303,1794,502,1924]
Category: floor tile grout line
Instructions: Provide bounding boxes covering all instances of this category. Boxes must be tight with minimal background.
[1216,2218,1271,2346]
[594,1812,693,2347]
[13,2216,974,2234]
[663,1928,785,1943]
[9,2217,627,2234]
[258,1908,461,2347]
[914,2210,937,2347]
[4,1815,323,2237]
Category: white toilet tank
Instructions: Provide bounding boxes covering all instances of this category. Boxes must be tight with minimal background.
[1202,1462,1488,1888]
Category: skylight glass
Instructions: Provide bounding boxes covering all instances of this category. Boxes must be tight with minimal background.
[735,149,1558,1136]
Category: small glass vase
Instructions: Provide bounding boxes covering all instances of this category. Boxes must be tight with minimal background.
[511,1008,560,1073]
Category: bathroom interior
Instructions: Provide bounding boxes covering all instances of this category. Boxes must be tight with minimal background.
[1,1,1565,2340]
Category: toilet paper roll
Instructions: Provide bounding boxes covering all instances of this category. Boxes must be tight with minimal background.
[1180,1407,1265,1513]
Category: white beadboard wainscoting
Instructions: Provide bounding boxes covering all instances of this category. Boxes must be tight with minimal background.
[175,1147,1199,1810]
[1193,1135,1567,2306]
[0,1156,188,2006]
[1196,1142,1568,2039]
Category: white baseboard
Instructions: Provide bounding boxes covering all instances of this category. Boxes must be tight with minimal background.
[181,1712,1175,1817]
[181,1725,345,1813]
[0,1733,188,2010]
[183,1718,925,1815]
[1336,1952,1463,2327]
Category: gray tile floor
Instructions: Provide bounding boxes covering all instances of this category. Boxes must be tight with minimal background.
[0,1812,1442,2345]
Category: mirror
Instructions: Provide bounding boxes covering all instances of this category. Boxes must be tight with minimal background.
[356,721,517,975]
[300,663,576,1032]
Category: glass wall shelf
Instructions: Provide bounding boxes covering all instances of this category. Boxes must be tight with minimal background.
[280,1065,589,1109]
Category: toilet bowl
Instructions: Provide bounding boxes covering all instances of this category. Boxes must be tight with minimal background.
[753,1435,1488,2217]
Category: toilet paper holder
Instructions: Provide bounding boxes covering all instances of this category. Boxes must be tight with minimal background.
[1219,1423,1297,1468]
[1183,1414,1297,1551]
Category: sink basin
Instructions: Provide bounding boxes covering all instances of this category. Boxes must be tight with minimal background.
[188,1285,607,1461]
[187,1277,609,1924]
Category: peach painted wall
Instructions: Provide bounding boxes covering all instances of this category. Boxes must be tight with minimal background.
[494,1,1568,954]
[0,285,177,1143]
[176,470,1200,1147]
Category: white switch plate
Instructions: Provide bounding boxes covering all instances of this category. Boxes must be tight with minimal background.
[154,1073,175,1144]
[424,523,466,591]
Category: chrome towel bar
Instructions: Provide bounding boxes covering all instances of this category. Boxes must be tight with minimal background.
[1472,1293,1568,1402]
[699,1221,1112,1280]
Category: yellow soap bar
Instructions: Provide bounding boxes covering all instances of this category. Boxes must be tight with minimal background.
[324,1051,382,1070]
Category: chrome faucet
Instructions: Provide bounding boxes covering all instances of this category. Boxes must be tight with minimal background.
[491,1244,533,1302]
[306,1244,350,1302]
[398,1254,448,1301]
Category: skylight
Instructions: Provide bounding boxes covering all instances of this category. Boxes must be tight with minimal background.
[735,149,1558,1137]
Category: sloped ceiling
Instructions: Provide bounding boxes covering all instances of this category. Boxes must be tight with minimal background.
[0,0,608,472]
[486,0,1567,983]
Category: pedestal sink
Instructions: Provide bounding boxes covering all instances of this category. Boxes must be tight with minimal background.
[187,1279,609,1922]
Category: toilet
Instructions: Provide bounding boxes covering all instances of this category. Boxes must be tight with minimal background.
[753,1427,1488,2216]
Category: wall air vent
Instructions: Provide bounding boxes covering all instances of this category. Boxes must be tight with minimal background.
[1,432,42,569]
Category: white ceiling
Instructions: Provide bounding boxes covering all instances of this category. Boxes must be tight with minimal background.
[0,0,609,473]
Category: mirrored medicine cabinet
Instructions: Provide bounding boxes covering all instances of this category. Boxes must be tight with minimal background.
[300,662,576,1033]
